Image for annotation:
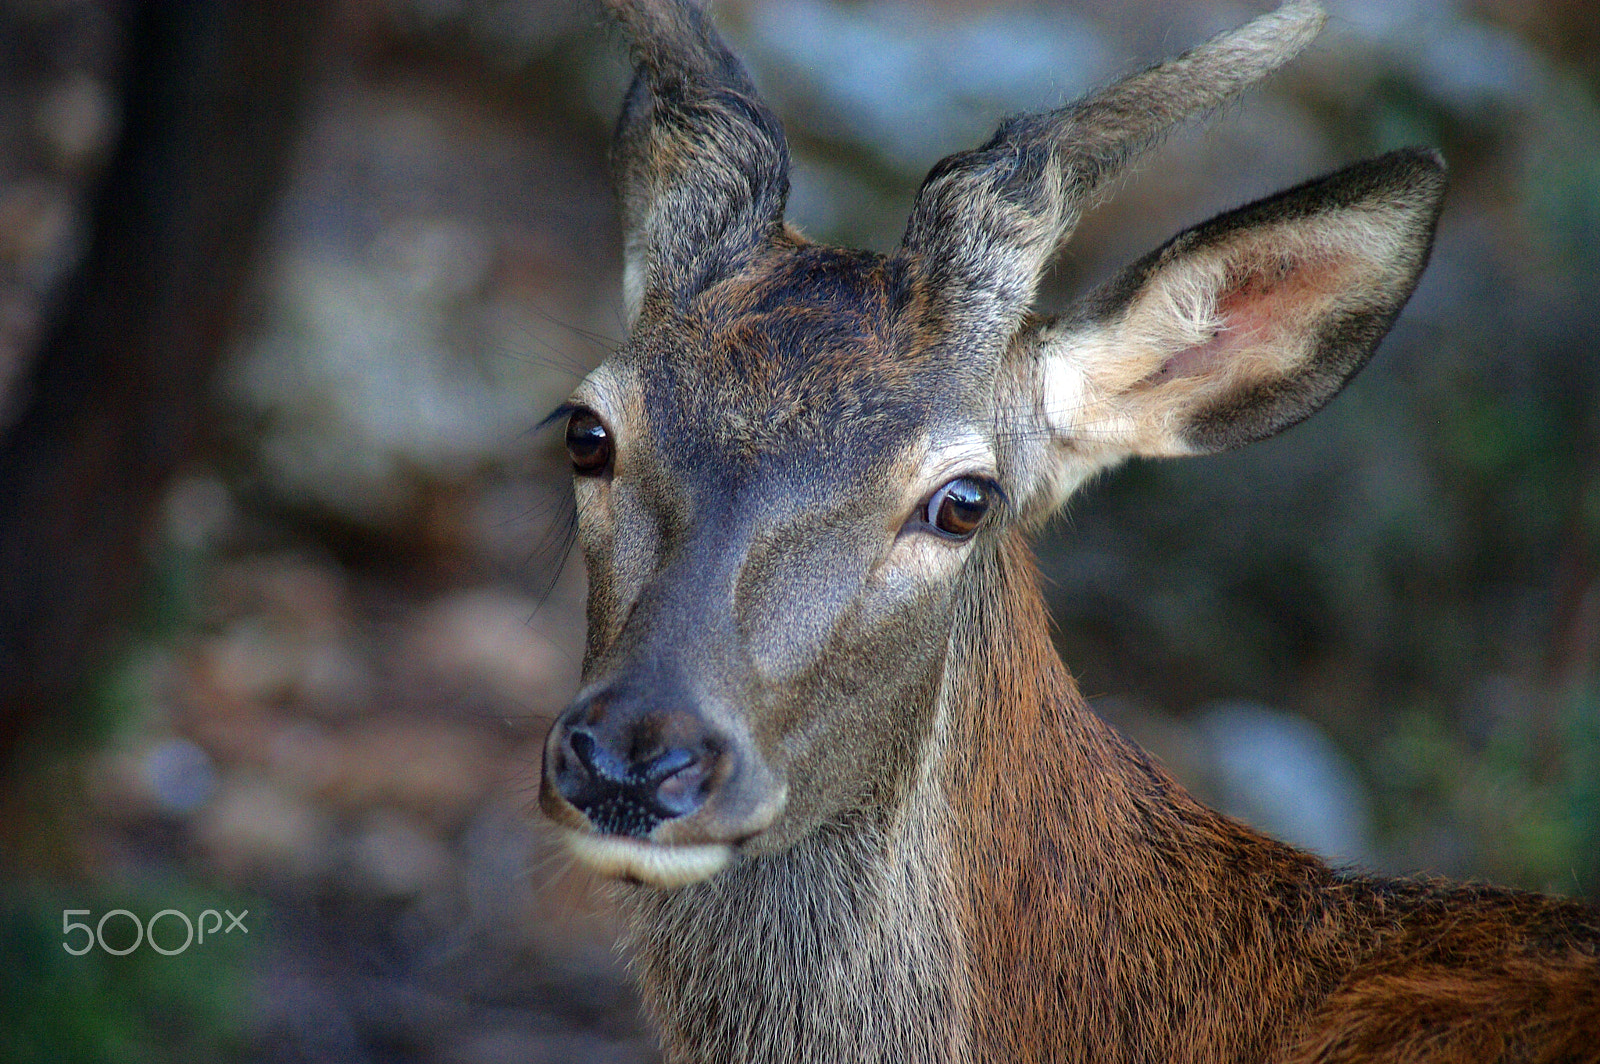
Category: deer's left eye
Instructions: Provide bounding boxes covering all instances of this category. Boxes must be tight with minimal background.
[566,408,613,476]
[923,477,992,539]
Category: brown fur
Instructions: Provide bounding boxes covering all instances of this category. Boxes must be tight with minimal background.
[544,4,1600,1062]
[947,535,1600,1063]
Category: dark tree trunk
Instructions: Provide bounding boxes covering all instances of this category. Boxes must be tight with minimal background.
[0,1,325,766]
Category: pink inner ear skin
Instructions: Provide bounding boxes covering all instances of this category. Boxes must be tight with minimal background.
[1157,326,1237,380]
[1155,248,1347,383]
[1151,293,1271,382]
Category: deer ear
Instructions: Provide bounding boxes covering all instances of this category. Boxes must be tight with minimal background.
[604,0,791,325]
[1023,148,1445,486]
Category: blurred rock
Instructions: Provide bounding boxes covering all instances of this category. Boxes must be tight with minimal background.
[196,554,375,716]
[311,719,501,832]
[199,616,372,715]
[1195,700,1376,868]
[196,773,336,883]
[373,213,497,302]
[201,617,312,707]
[142,737,218,815]
[0,176,79,291]
[33,73,115,169]
[233,243,531,524]
[297,638,378,718]
[347,809,455,898]
[1339,0,1546,112]
[742,0,1113,174]
[267,720,348,796]
[403,588,575,714]
[224,75,606,527]
[161,475,240,553]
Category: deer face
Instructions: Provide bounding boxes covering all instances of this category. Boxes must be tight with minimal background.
[542,247,1008,884]
[540,0,1446,888]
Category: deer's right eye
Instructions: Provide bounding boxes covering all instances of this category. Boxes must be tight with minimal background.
[566,409,613,476]
[922,477,993,540]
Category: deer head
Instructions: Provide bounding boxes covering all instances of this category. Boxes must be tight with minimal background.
[539,0,1446,888]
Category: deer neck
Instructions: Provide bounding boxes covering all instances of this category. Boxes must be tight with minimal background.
[944,532,1364,1063]
[622,532,1356,1064]
[620,755,973,1063]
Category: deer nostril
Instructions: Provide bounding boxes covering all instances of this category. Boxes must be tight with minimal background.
[564,726,632,784]
[565,727,596,772]
[637,747,695,785]
[650,750,712,819]
[553,720,721,835]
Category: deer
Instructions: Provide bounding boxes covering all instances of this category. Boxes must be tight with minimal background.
[537,1,1600,1061]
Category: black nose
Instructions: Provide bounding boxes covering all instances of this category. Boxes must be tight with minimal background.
[549,699,723,837]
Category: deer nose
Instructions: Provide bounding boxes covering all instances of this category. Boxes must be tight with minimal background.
[547,699,725,838]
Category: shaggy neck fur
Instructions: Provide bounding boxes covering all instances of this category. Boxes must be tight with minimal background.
[621,766,971,1063]
[943,533,1364,1063]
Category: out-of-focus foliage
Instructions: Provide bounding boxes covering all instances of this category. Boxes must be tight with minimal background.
[0,885,254,1064]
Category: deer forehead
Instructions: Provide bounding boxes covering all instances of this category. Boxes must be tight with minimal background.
[579,354,998,527]
[584,246,1006,501]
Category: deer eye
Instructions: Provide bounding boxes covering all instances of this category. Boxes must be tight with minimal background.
[924,477,991,539]
[566,408,613,476]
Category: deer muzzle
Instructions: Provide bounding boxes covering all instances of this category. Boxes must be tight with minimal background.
[540,670,785,887]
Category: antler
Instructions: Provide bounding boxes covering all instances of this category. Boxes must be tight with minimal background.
[899,1,1326,360]
[600,0,792,323]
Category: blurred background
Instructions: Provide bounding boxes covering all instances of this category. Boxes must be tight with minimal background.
[0,0,1595,1060]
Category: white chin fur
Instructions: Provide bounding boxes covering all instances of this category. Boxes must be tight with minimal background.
[561,831,733,888]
